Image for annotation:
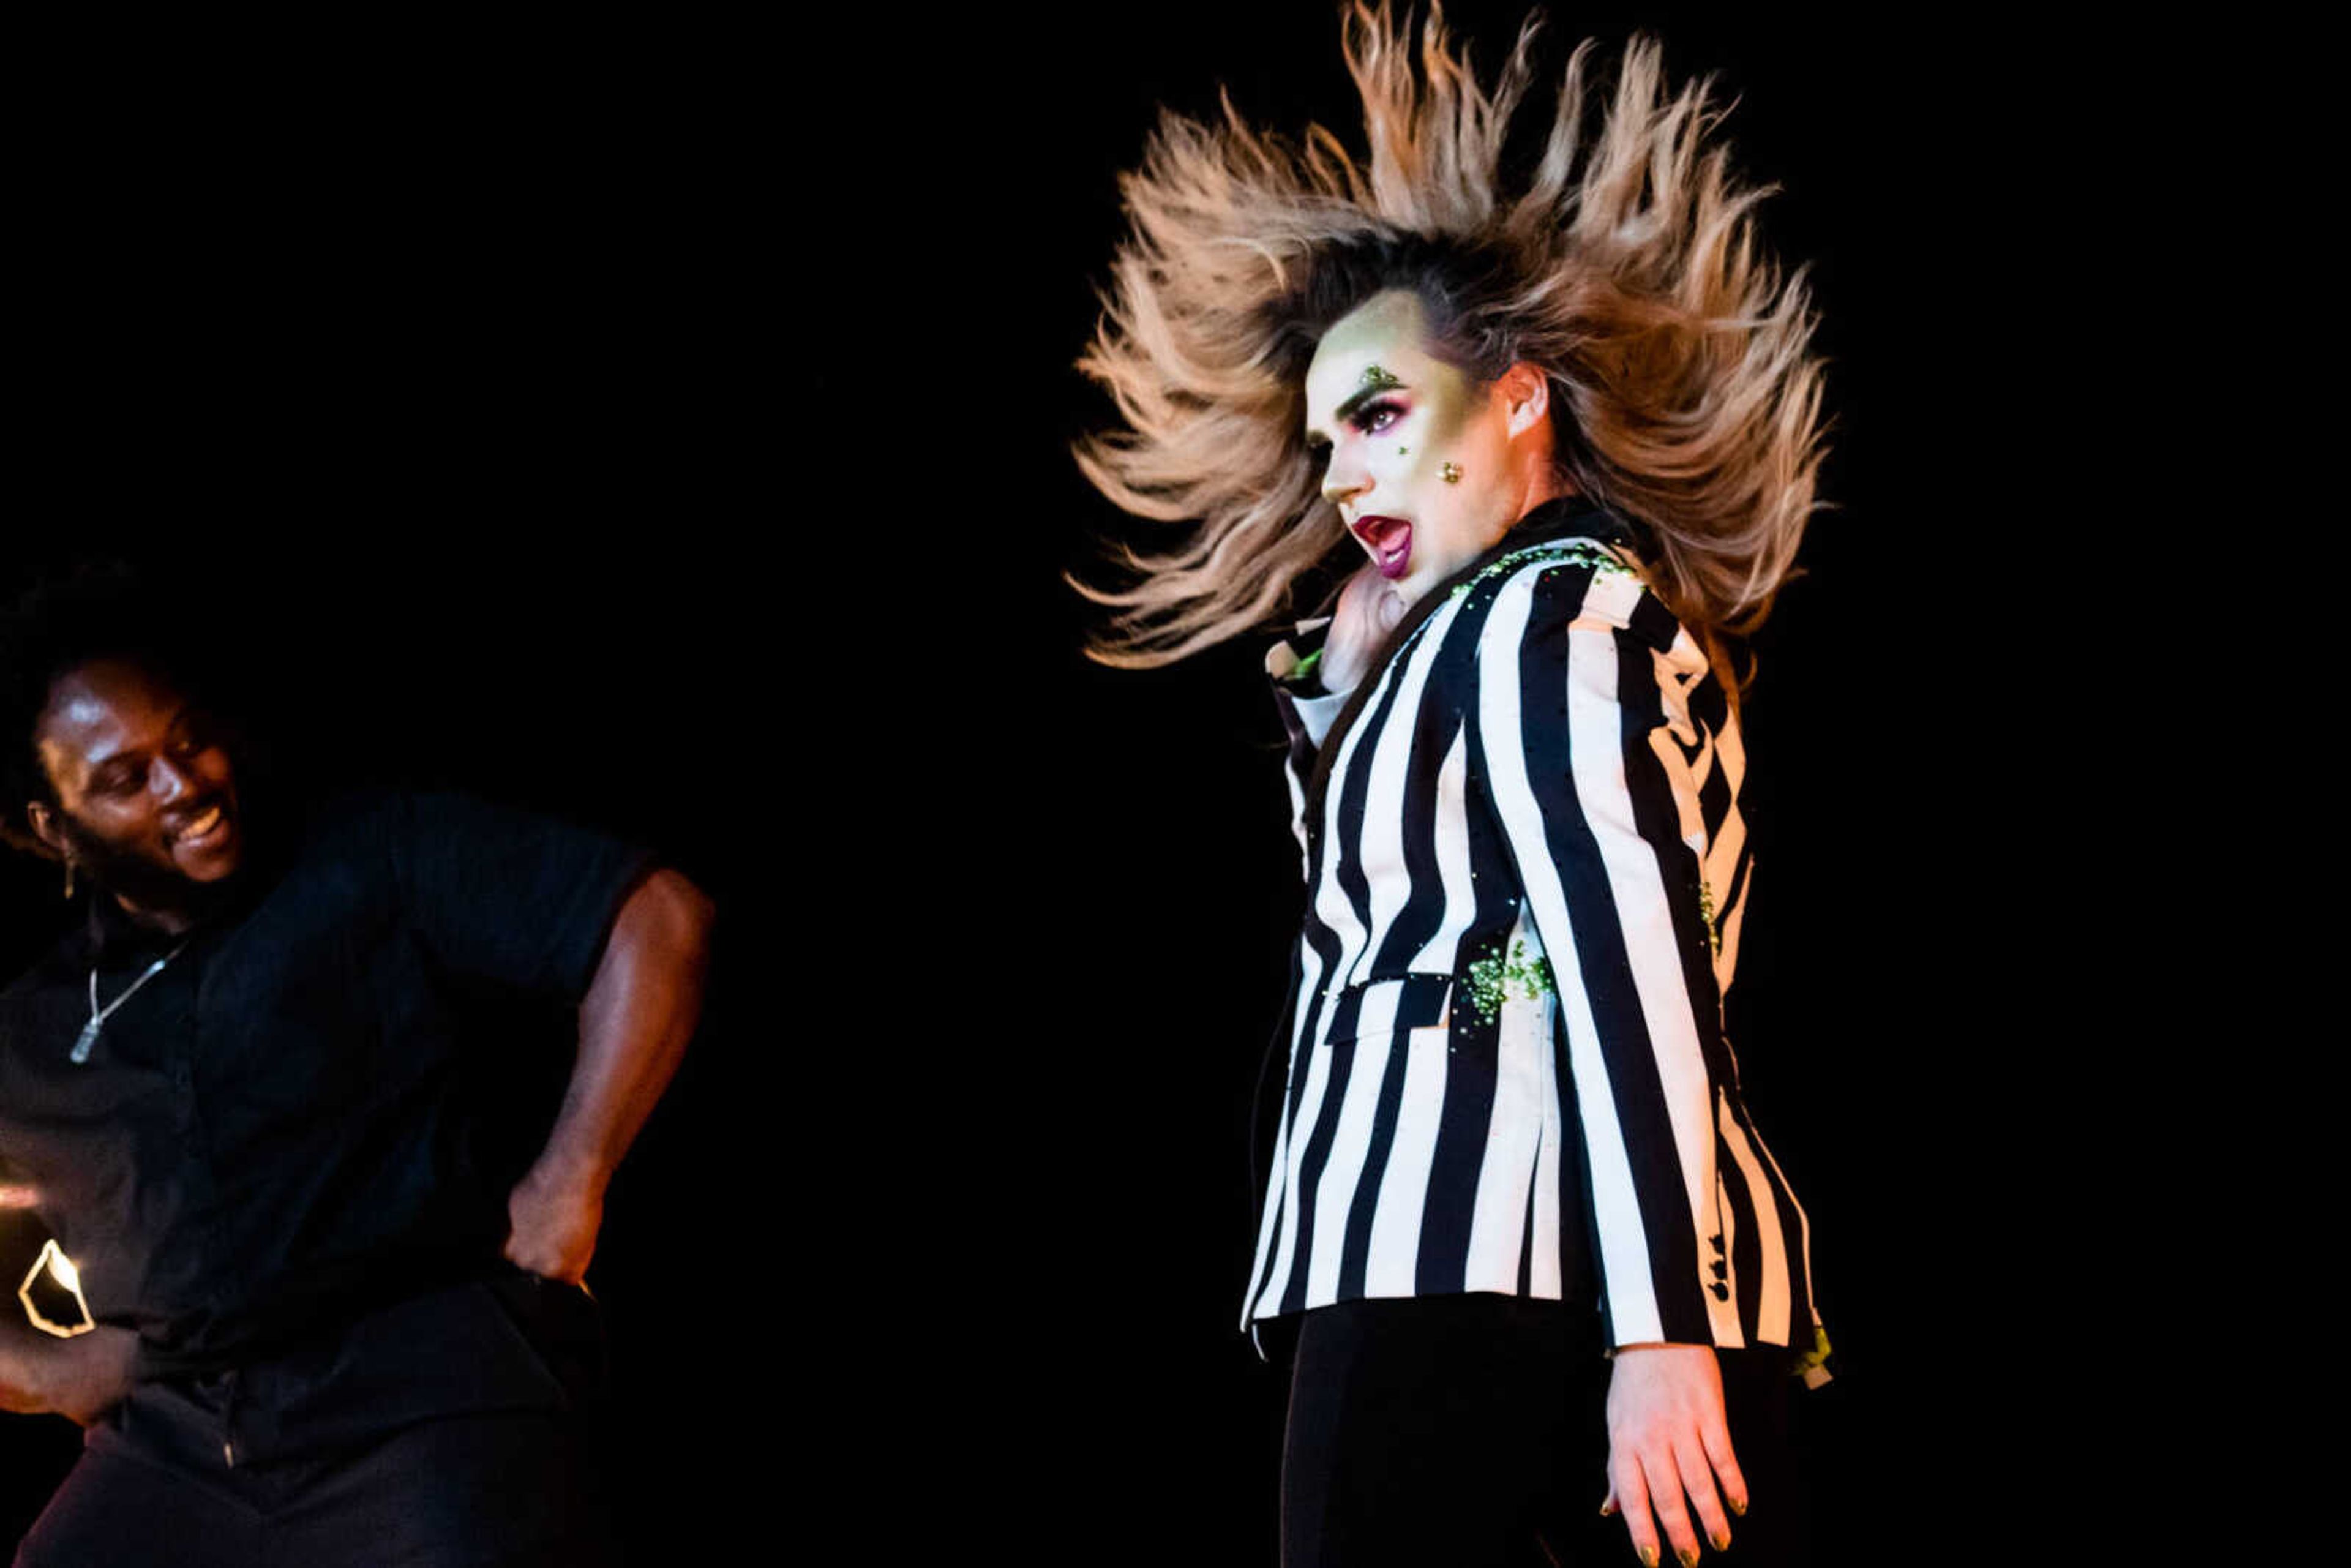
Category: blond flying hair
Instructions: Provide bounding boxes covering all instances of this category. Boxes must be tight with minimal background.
[1070,2,1829,680]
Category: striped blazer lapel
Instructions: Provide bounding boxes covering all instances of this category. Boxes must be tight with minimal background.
[1298,495,1629,858]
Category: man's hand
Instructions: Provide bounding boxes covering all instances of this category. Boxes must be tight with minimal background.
[1318,561,1407,697]
[502,1153,606,1287]
[0,1323,137,1427]
[1598,1343,1745,1567]
[504,868,710,1291]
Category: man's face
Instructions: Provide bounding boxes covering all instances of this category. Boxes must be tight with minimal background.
[1303,289,1525,607]
[32,659,244,905]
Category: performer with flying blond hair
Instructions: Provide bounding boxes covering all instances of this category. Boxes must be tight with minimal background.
[1073,6,1833,1564]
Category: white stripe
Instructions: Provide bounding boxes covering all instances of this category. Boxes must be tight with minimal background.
[1342,598,1467,989]
[1714,1169,1742,1342]
[1648,727,1706,850]
[1241,940,1327,1327]
[1362,1026,1449,1296]
[1561,594,1720,1297]
[1734,1103,1817,1345]
[1475,570,1661,1343]
[1304,650,1397,1026]
[1703,800,1745,904]
[1464,973,1547,1288]
[1713,702,1747,798]
[1242,1078,1298,1327]
[1715,856,1751,1001]
[1254,1033,1337,1319]
[1281,754,1310,879]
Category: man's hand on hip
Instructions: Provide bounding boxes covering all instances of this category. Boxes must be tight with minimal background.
[502,1153,607,1287]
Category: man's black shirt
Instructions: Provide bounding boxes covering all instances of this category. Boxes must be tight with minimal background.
[0,789,654,1381]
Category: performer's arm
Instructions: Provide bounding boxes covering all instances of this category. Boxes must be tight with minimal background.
[1470,557,1808,1567]
[503,868,716,1285]
[0,1320,136,1425]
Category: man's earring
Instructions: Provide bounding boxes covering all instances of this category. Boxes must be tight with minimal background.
[62,856,75,901]
[1441,462,1463,484]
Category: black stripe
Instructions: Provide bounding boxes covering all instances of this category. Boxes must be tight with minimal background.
[1333,1033,1411,1300]
[1515,1168,1538,1294]
[1698,746,1733,839]
[1412,1016,1494,1295]
[1556,1008,1610,1340]
[1719,1128,1767,1338]
[1275,1026,1361,1315]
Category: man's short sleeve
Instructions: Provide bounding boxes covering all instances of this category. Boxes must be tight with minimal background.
[385,790,661,1003]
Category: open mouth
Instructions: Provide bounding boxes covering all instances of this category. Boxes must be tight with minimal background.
[1352,515,1414,580]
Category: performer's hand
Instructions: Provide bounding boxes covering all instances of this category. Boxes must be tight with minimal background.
[0,1323,137,1427]
[502,1153,606,1288]
[1318,561,1406,697]
[1598,1343,1744,1566]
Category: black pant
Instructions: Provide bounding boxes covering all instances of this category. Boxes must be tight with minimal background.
[1278,1294,1810,1568]
[15,1269,622,1568]
[15,1400,620,1568]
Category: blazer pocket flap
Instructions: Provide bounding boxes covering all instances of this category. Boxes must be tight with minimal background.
[1318,972,1453,1044]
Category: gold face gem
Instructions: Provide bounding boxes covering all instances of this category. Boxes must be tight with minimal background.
[1359,364,1402,391]
[1441,462,1463,484]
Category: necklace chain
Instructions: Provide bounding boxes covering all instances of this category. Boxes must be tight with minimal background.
[72,940,192,1065]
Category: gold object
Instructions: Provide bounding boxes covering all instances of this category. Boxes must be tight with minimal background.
[19,1238,94,1338]
[62,857,75,900]
[1441,462,1463,483]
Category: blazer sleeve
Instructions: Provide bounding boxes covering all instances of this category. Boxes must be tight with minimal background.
[1468,558,1824,1370]
[1265,618,1354,882]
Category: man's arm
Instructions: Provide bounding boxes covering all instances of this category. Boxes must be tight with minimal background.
[502,867,716,1286]
[0,1320,136,1426]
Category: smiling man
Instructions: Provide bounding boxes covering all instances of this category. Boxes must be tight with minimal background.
[0,572,714,1566]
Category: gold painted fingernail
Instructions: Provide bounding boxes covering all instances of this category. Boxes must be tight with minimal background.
[1599,1500,1617,1518]
[1712,1532,1732,1551]
[1728,1497,1747,1517]
[1678,1548,1700,1568]
[1637,1547,1659,1568]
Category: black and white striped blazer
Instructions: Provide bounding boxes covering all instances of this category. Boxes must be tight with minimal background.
[1242,496,1824,1368]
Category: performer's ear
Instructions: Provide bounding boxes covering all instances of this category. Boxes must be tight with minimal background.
[1498,362,1550,438]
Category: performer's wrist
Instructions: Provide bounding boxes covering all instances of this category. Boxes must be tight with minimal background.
[525,1142,615,1198]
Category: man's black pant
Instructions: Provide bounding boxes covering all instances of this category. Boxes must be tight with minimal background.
[1277,1293,1813,1568]
[15,1268,621,1568]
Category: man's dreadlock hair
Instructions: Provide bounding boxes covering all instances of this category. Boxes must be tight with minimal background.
[1070,2,1829,688]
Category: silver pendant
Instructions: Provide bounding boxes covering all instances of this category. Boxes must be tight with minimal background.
[70,1019,101,1065]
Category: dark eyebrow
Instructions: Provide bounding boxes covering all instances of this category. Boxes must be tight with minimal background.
[1306,381,1409,446]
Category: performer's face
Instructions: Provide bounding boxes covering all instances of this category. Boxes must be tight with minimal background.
[29,659,246,907]
[1303,289,1543,606]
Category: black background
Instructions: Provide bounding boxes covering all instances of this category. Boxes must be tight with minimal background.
[2,6,2232,1562]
